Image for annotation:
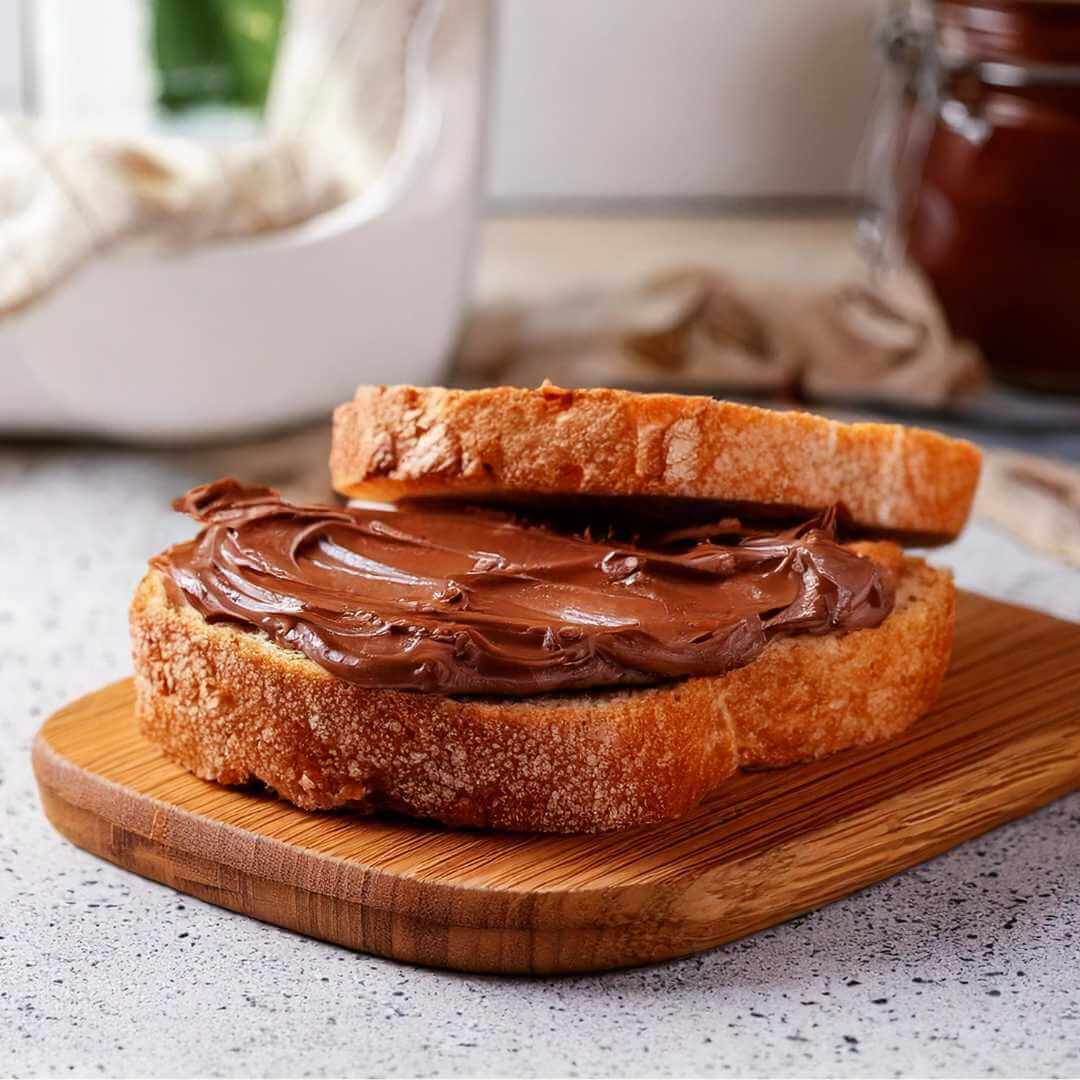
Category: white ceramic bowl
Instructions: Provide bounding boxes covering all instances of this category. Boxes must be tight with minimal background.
[1,1,489,443]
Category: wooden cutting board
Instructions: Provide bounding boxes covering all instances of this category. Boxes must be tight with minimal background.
[32,591,1080,975]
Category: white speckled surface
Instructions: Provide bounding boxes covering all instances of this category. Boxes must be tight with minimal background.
[2,441,1079,1080]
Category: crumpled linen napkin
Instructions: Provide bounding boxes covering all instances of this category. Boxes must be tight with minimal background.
[456,264,987,410]
[976,450,1080,569]
[0,0,439,315]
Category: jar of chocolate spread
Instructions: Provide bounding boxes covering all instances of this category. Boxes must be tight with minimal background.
[867,0,1080,394]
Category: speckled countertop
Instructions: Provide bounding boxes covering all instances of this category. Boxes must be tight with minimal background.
[1,431,1079,1080]
[2,198,1079,1080]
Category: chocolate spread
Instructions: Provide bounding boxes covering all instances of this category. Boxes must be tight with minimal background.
[152,479,896,697]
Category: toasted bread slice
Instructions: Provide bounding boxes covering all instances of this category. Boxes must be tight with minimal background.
[331,385,981,543]
[130,552,954,834]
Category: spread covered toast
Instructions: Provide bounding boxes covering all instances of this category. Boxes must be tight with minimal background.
[331,384,981,543]
[131,385,981,832]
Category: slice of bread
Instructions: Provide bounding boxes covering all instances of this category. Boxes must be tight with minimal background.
[331,385,981,543]
[131,551,955,834]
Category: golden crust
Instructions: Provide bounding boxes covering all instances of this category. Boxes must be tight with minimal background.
[330,385,981,543]
[130,558,955,833]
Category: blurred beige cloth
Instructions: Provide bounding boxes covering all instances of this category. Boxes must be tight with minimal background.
[976,450,1080,569]
[457,265,987,410]
[0,0,440,315]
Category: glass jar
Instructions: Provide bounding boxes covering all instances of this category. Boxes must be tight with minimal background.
[870,0,1080,394]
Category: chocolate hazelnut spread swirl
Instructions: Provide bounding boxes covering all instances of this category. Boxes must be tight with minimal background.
[152,479,895,696]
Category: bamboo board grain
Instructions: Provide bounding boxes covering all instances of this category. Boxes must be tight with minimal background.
[32,591,1080,975]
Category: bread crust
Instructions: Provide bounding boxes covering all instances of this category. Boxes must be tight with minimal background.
[331,385,981,543]
[130,556,955,833]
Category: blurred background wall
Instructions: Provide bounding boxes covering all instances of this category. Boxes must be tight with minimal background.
[0,0,884,205]
[488,0,882,206]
